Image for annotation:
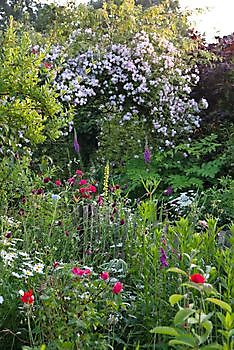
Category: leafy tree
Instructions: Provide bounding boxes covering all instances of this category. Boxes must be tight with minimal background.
[0,18,72,158]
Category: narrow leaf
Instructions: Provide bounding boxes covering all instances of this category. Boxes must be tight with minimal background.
[167,267,188,277]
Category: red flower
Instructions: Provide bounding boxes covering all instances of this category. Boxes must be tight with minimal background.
[112,281,123,294]
[120,219,125,225]
[36,188,44,195]
[55,179,61,187]
[43,177,51,184]
[100,271,109,280]
[79,179,87,185]
[190,273,205,284]
[21,290,34,304]
[76,170,83,176]
[53,261,59,269]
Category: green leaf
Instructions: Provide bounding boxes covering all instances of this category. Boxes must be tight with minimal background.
[206,298,232,314]
[169,294,184,306]
[167,267,188,277]
[150,326,179,336]
[199,344,223,350]
[169,335,196,348]
[199,320,213,344]
[181,281,204,292]
[174,308,195,327]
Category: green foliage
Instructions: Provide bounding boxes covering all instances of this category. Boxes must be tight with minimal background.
[0,18,72,157]
[124,134,230,195]
[151,263,234,350]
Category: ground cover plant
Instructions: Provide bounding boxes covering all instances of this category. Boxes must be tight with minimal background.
[0,1,233,349]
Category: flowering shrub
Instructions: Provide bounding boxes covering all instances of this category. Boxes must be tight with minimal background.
[52,31,207,158]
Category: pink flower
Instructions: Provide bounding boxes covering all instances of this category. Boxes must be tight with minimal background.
[43,62,52,69]
[112,281,123,294]
[88,185,97,193]
[97,196,104,206]
[72,267,84,276]
[79,179,87,185]
[199,220,208,229]
[71,267,91,276]
[83,269,91,275]
[55,179,61,187]
[76,170,83,176]
[100,271,109,280]
[67,177,75,185]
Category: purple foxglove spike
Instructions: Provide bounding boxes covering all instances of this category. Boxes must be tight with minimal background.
[73,129,80,153]
[144,147,151,163]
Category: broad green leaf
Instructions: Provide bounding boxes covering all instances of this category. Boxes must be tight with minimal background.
[199,320,213,344]
[206,298,232,314]
[169,294,184,306]
[174,308,195,327]
[167,267,188,277]
[169,335,196,348]
[150,326,179,336]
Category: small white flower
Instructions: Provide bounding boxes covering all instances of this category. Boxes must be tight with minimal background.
[33,263,44,274]
[19,290,24,296]
[0,296,4,304]
[22,269,34,277]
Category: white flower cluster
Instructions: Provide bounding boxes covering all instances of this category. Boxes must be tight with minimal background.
[52,31,208,147]
[0,238,44,278]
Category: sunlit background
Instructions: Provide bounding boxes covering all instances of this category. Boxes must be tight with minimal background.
[40,0,234,43]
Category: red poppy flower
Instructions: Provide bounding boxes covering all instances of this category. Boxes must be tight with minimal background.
[55,179,61,187]
[21,290,34,304]
[112,281,123,294]
[190,273,205,284]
